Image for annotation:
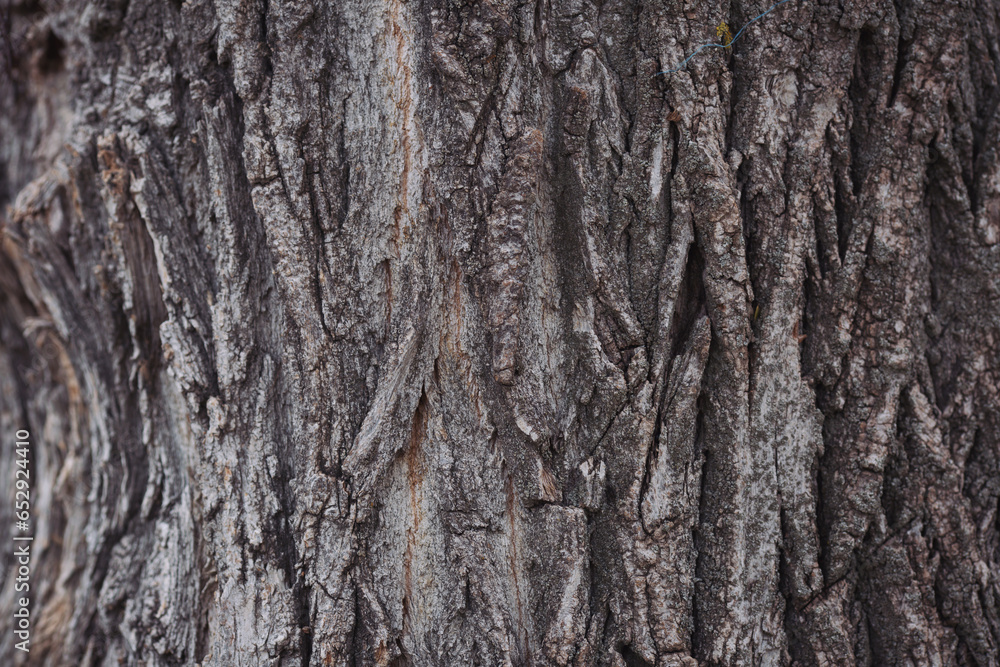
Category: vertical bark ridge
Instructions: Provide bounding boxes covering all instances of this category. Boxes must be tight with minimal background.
[1,0,999,664]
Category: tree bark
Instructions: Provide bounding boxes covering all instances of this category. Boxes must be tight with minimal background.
[1,0,999,664]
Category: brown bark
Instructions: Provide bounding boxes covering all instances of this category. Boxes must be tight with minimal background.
[1,0,998,664]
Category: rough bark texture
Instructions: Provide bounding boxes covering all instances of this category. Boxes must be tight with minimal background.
[1,0,999,664]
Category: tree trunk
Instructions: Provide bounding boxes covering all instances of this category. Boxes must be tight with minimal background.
[1,0,999,664]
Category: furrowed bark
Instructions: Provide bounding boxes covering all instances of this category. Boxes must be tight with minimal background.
[1,0,999,664]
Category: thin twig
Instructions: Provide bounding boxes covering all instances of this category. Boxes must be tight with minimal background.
[656,0,794,75]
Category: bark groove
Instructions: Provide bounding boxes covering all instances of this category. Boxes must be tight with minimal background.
[1,0,999,664]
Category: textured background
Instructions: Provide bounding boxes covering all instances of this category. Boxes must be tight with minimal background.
[1,0,999,664]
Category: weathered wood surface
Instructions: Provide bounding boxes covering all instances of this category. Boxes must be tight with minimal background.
[1,0,998,664]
